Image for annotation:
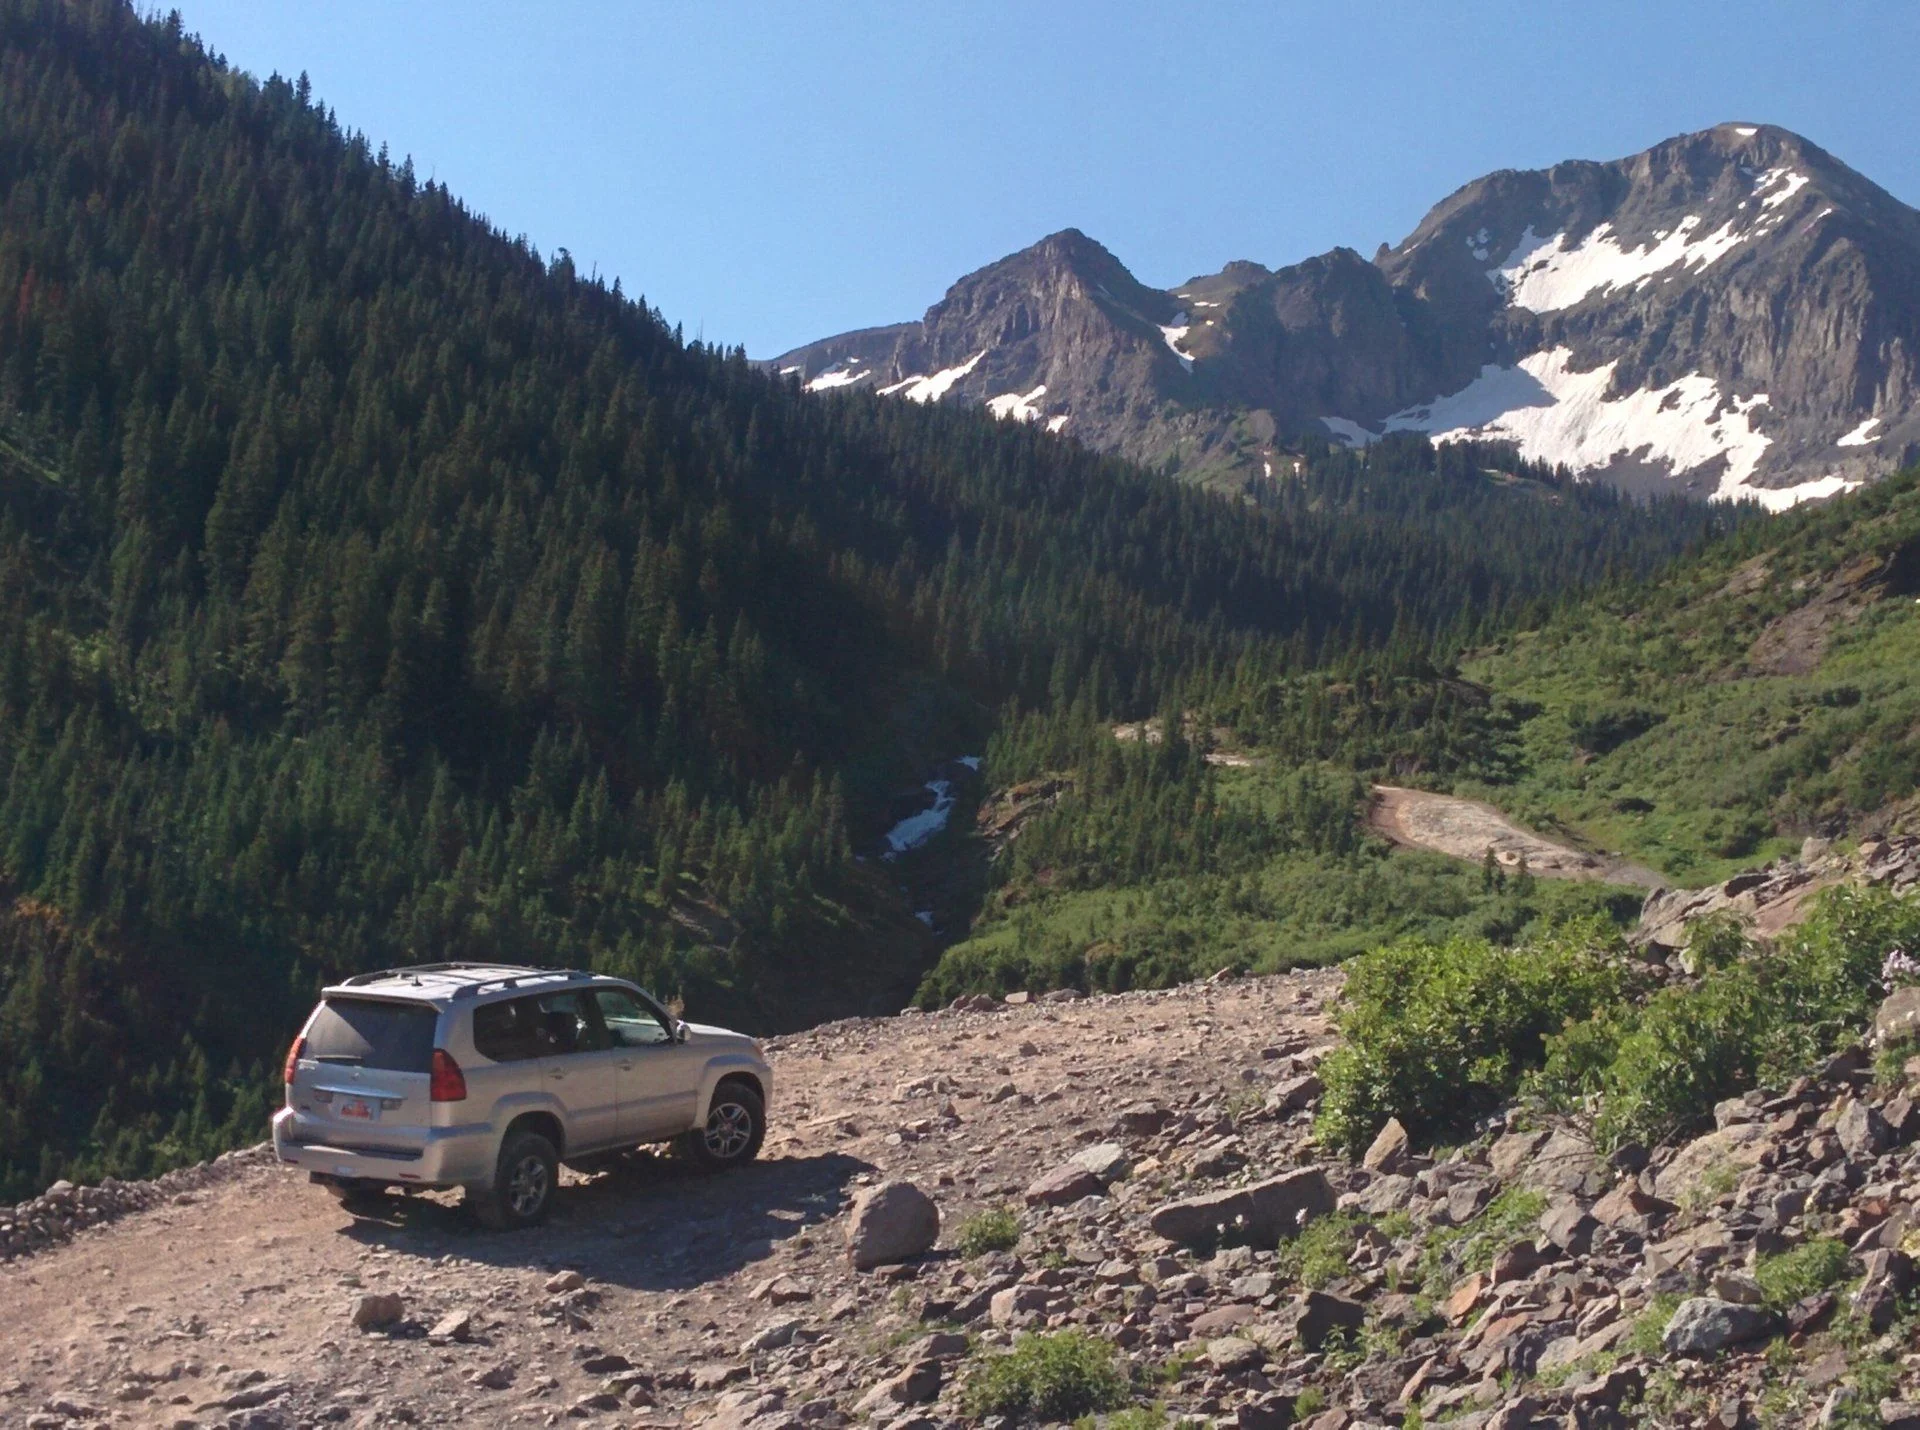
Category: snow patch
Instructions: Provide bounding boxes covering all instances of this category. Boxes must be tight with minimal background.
[878,350,986,403]
[1490,217,1751,312]
[806,368,870,392]
[1734,126,1758,137]
[914,910,934,928]
[1379,348,1771,497]
[779,365,803,376]
[1320,416,1378,448]
[1729,473,1859,509]
[986,385,1048,423]
[1838,417,1882,447]
[1755,168,1809,211]
[1045,414,1070,434]
[1160,312,1195,370]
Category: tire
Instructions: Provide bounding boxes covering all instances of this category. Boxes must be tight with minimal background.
[679,1080,766,1170]
[469,1128,559,1230]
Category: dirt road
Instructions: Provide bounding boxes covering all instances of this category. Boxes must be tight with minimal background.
[0,972,1341,1429]
[1369,785,1666,889]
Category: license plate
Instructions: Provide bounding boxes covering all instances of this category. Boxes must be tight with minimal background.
[338,1098,378,1121]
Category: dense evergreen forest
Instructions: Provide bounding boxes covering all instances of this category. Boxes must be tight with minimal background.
[0,0,1747,1198]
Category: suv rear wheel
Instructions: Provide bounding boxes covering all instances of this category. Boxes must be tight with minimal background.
[680,1080,765,1170]
[470,1128,559,1230]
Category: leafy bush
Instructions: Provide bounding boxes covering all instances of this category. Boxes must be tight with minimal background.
[962,1332,1130,1422]
[1314,919,1635,1154]
[1536,888,1920,1148]
[1754,1238,1852,1311]
[1276,1211,1365,1288]
[955,1207,1022,1257]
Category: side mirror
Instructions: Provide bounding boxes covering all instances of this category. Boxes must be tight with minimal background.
[674,1019,690,1043]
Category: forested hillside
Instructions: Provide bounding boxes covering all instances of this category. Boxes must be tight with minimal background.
[0,0,1741,1198]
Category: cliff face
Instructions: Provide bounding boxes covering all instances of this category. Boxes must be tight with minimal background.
[774,125,1920,506]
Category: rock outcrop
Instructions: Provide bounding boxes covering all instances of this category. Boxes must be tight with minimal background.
[775,126,1920,505]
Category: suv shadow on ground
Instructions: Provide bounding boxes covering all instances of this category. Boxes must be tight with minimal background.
[334,1149,874,1292]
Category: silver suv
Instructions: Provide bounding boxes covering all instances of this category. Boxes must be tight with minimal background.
[271,963,773,1229]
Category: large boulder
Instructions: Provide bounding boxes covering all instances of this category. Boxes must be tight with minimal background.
[1836,1098,1892,1158]
[1362,1117,1411,1172]
[846,1180,940,1269]
[1874,986,1920,1047]
[1024,1163,1104,1207]
[1655,1123,1768,1204]
[1282,1289,1366,1350]
[1661,1297,1777,1356]
[1148,1167,1335,1246]
[1522,1129,1606,1198]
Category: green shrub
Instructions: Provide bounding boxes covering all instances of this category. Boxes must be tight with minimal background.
[1754,1238,1852,1310]
[955,1207,1022,1257]
[1536,888,1920,1148]
[1419,1186,1548,1296]
[962,1332,1130,1421]
[1315,918,1635,1154]
[1276,1211,1365,1288]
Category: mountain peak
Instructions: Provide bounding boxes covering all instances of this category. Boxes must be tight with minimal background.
[774,125,1920,504]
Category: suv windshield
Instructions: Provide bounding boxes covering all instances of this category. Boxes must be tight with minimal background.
[306,998,437,1072]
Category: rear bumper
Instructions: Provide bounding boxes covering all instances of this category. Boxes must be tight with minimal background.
[271,1107,496,1187]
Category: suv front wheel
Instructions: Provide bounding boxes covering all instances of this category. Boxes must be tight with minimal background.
[680,1081,765,1170]
[470,1127,559,1230]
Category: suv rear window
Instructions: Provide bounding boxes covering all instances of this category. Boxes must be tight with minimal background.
[306,998,437,1072]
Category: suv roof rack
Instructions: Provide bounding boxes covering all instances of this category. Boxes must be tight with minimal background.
[337,961,540,988]
[451,969,597,1001]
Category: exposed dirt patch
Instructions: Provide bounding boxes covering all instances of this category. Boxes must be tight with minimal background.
[1369,785,1666,888]
[0,973,1340,1429]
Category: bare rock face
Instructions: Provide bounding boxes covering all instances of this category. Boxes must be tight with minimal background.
[845,1179,939,1269]
[774,125,1920,502]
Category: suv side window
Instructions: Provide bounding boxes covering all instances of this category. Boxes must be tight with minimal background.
[594,988,674,1048]
[531,991,606,1055]
[471,996,546,1062]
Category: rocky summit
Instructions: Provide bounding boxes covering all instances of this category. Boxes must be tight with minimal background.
[772,125,1920,509]
[11,935,1920,1427]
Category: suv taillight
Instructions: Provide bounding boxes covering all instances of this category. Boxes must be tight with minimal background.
[430,1049,467,1102]
[282,1036,305,1084]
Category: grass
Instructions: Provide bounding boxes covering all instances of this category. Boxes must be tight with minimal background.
[962,1332,1131,1422]
[954,1207,1021,1258]
[1460,470,1920,881]
[1420,1187,1549,1299]
[1276,1211,1368,1289]
[1625,1294,1682,1356]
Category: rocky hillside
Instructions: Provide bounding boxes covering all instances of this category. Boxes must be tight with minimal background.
[773,125,1920,508]
[13,888,1920,1427]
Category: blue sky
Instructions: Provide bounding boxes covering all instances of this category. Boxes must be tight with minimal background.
[176,1,1918,359]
